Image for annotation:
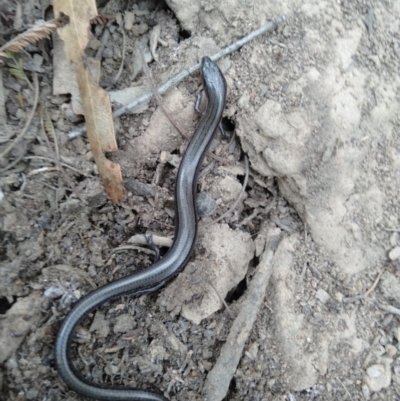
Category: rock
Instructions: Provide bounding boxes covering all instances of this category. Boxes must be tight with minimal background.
[380,274,400,303]
[113,314,136,333]
[124,11,135,30]
[390,232,399,247]
[159,224,255,324]
[0,294,44,363]
[44,287,64,299]
[315,288,330,304]
[362,383,371,399]
[102,47,113,59]
[393,326,400,343]
[364,361,392,392]
[196,192,216,217]
[129,89,194,158]
[385,344,397,357]
[211,175,243,205]
[388,246,400,261]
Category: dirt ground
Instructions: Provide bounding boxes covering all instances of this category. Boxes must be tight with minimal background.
[1,0,400,400]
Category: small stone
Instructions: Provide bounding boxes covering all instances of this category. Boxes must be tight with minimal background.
[124,11,135,30]
[26,389,39,400]
[393,326,400,343]
[390,232,399,247]
[362,383,371,399]
[88,37,100,50]
[282,25,291,38]
[132,22,148,36]
[388,246,400,261]
[372,345,386,357]
[105,364,119,375]
[364,363,391,392]
[237,92,250,109]
[88,265,97,277]
[113,314,136,333]
[315,288,330,304]
[102,47,113,59]
[386,344,397,357]
[196,192,216,217]
[44,287,64,299]
[382,314,393,327]
[367,364,384,378]
[247,342,259,359]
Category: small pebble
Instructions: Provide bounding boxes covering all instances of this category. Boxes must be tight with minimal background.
[367,364,384,378]
[247,342,259,359]
[364,363,391,392]
[393,326,400,343]
[388,246,400,261]
[102,47,113,59]
[315,288,330,304]
[386,344,397,357]
[372,344,386,357]
[44,287,64,299]
[390,232,399,247]
[362,383,371,399]
[196,192,216,217]
[237,92,250,109]
[88,265,97,277]
[105,364,119,375]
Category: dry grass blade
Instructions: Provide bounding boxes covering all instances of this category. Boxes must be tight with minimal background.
[0,16,69,60]
[6,53,26,80]
[5,51,33,91]
[41,105,59,160]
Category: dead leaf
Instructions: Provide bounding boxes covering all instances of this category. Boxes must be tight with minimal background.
[54,0,124,203]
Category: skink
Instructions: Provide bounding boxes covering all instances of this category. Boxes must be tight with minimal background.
[55,56,227,401]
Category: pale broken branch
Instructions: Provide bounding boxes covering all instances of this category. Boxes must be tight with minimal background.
[203,226,283,401]
[54,0,123,203]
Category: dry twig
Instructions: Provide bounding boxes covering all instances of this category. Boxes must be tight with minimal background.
[378,303,400,316]
[128,234,173,248]
[208,280,234,318]
[203,226,282,401]
[24,155,88,176]
[67,15,287,140]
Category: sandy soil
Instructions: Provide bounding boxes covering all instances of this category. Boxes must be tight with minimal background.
[1,0,400,400]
